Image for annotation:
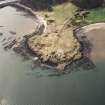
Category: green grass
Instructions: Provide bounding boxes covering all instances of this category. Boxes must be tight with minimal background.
[85,7,105,23]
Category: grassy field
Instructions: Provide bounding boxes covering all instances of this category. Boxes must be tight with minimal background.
[85,7,105,24]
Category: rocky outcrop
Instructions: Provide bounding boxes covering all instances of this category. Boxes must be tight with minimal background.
[28,27,82,71]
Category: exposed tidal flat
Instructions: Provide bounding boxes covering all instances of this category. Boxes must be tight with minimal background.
[0,0,105,105]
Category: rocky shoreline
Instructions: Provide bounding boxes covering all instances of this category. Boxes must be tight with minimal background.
[10,27,95,72]
[2,29,95,73]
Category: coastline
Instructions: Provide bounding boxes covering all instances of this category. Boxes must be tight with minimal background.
[0,1,95,73]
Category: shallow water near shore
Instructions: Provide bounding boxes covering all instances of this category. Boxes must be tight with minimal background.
[0,4,105,105]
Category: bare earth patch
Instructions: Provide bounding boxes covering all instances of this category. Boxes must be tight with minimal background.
[79,23,105,61]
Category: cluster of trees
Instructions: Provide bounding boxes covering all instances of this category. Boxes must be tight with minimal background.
[21,0,68,10]
[21,0,104,10]
[71,0,104,9]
